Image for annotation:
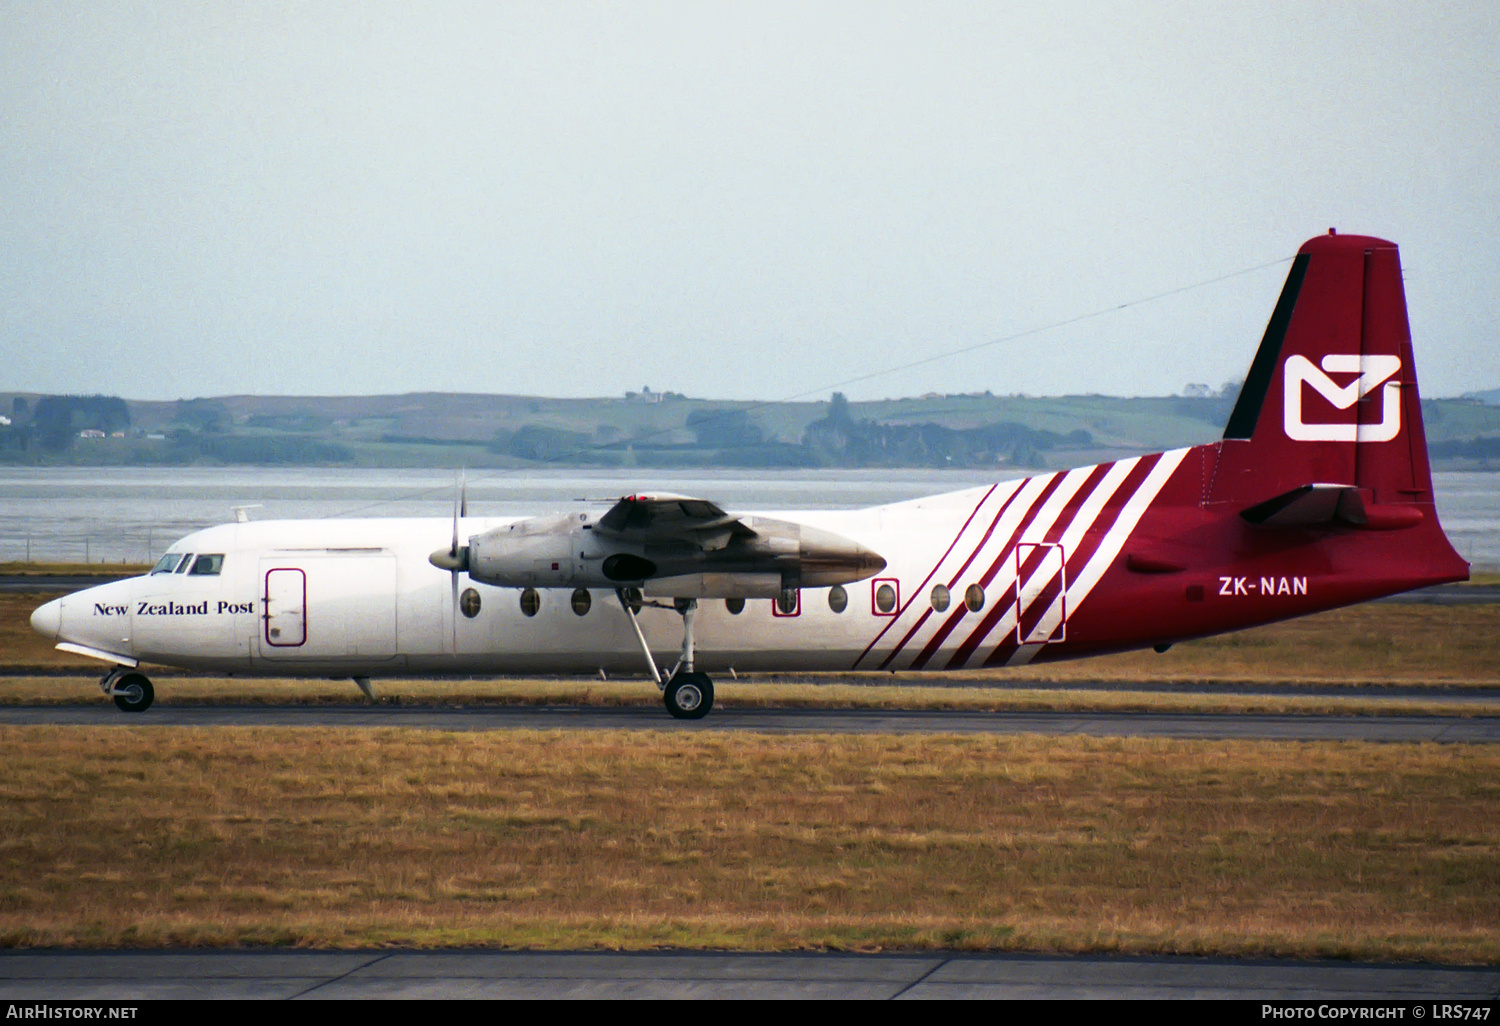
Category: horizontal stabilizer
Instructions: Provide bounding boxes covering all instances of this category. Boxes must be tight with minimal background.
[1240,484,1423,530]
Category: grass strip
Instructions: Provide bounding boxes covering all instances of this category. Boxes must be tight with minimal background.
[0,727,1495,962]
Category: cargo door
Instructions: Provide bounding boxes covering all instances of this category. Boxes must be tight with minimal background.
[1014,543,1067,645]
[259,553,397,661]
[262,567,306,648]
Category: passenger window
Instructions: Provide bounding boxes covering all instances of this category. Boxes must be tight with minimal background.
[520,588,541,617]
[189,554,224,576]
[827,585,848,613]
[460,588,481,619]
[175,553,195,573]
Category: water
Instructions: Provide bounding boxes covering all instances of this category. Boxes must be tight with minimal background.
[1436,472,1500,572]
[0,466,997,565]
[1,466,1496,569]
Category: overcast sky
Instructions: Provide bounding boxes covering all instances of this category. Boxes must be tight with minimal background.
[2,1,1496,403]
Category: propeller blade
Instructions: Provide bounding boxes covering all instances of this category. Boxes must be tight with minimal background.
[450,469,464,652]
[451,470,461,559]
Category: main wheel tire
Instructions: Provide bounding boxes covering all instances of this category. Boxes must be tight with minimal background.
[112,673,154,713]
[664,672,713,720]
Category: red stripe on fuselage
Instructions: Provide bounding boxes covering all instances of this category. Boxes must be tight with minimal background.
[853,482,998,670]
[871,481,1035,670]
[907,471,1068,670]
[941,463,1108,668]
[982,451,1166,667]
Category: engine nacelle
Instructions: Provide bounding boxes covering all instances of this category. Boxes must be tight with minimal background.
[444,510,886,596]
[466,514,603,588]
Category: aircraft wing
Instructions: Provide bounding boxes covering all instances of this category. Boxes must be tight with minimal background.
[593,493,758,549]
[458,492,885,593]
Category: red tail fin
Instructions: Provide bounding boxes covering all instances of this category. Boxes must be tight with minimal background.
[1211,232,1436,508]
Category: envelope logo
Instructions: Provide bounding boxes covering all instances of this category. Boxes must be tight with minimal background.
[1283,354,1402,442]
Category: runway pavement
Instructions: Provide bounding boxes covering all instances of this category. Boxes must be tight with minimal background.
[2,701,1498,741]
[2,949,1497,1000]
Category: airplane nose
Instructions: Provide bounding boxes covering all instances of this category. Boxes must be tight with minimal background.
[30,597,62,641]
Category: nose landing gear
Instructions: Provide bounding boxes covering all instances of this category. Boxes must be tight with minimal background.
[101,668,154,713]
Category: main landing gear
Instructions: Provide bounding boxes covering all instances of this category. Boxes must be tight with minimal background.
[101,667,154,713]
[664,671,713,719]
[616,589,715,720]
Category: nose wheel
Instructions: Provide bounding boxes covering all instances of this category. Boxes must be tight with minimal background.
[664,671,714,720]
[102,669,154,713]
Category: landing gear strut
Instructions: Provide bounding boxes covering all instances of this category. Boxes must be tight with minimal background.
[615,589,716,720]
[101,668,154,713]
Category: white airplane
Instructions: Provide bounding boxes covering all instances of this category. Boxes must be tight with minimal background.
[31,232,1470,718]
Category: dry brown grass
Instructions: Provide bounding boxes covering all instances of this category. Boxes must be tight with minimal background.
[1042,602,1500,685]
[1,594,94,670]
[5,569,1494,960]
[0,727,1495,961]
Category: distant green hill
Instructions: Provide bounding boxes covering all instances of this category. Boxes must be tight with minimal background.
[3,389,1500,471]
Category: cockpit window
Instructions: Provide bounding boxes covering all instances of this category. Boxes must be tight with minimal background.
[188,554,224,576]
[175,554,194,573]
[151,553,189,575]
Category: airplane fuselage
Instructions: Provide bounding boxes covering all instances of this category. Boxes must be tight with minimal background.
[31,444,1467,684]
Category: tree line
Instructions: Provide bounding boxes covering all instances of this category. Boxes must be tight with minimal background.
[484,393,1093,469]
[1,395,132,452]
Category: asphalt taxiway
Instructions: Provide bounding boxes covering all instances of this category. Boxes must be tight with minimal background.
[2,949,1497,1000]
[2,702,1497,742]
